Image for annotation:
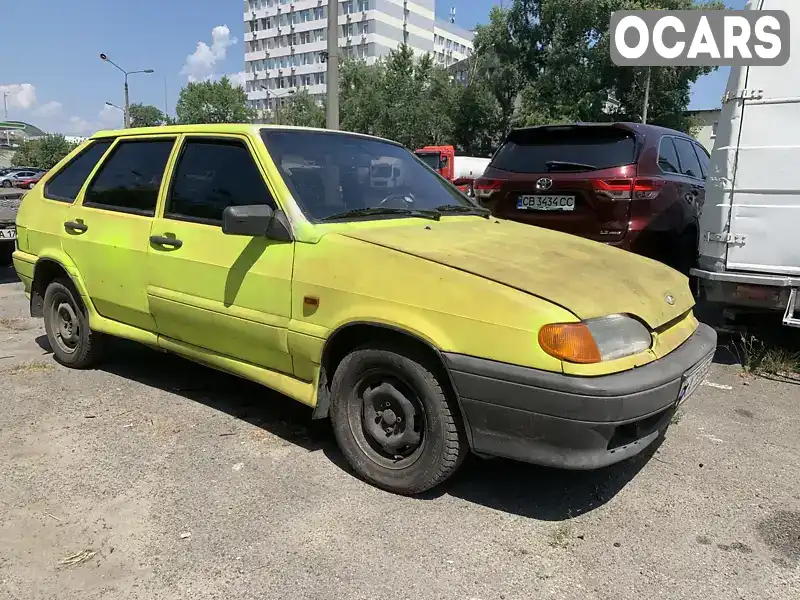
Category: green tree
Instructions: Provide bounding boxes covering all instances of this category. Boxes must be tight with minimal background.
[129,103,170,128]
[175,76,255,124]
[11,134,77,170]
[472,0,723,132]
[448,81,502,156]
[279,90,326,128]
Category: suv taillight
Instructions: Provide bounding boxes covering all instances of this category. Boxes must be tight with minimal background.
[592,177,664,200]
[473,177,503,199]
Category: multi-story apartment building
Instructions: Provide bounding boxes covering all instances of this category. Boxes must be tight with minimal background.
[242,0,474,113]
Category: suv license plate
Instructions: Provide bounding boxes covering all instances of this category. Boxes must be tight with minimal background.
[677,354,713,407]
[517,195,575,211]
[0,228,16,240]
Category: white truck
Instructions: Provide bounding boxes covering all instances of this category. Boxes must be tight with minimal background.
[692,0,800,328]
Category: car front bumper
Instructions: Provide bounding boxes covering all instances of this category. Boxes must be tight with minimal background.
[443,323,717,470]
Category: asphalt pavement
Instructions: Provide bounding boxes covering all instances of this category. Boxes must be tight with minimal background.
[1,265,798,600]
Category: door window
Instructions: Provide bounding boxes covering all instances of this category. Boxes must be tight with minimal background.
[165,138,277,225]
[673,137,703,179]
[83,139,175,215]
[44,140,113,202]
[657,137,680,174]
[693,143,710,179]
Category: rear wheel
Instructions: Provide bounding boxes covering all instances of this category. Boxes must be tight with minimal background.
[1,180,11,188]
[28,182,35,189]
[43,278,103,368]
[329,343,467,495]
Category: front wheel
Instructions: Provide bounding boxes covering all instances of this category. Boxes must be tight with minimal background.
[1,180,11,188]
[43,278,103,368]
[329,344,467,495]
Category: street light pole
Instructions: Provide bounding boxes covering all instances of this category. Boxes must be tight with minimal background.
[99,54,154,128]
[2,92,9,145]
[325,0,339,130]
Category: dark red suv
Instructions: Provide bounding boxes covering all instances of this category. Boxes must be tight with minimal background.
[475,123,710,274]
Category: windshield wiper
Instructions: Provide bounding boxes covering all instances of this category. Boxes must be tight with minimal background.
[545,160,597,172]
[322,207,441,221]
[435,204,491,218]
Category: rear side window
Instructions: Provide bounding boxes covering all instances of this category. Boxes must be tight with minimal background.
[166,138,276,224]
[658,137,680,174]
[83,139,175,216]
[491,127,637,173]
[673,137,703,179]
[44,140,112,203]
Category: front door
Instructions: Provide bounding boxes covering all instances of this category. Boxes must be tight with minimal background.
[146,134,294,375]
[61,136,177,331]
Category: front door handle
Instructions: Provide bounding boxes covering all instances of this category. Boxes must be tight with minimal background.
[64,221,88,233]
[150,235,183,249]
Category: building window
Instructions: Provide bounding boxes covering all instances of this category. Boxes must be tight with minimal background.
[711,121,719,138]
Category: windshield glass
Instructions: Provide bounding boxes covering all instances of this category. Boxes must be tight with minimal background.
[416,153,441,171]
[491,126,637,173]
[260,130,471,221]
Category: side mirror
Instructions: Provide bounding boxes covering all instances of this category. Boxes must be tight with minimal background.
[222,205,274,236]
[440,156,449,169]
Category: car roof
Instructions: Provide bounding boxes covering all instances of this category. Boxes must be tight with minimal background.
[90,123,402,147]
[508,121,695,141]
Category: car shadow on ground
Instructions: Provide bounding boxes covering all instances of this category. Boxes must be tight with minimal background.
[0,265,19,285]
[37,335,662,521]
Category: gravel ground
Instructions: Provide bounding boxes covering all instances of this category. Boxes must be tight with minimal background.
[1,265,799,600]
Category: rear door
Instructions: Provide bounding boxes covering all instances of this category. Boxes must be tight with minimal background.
[724,0,800,276]
[480,126,639,244]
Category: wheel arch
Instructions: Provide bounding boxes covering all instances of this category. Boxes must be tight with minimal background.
[315,321,473,446]
[30,256,87,318]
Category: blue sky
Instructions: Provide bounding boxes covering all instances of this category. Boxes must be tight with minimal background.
[1,0,743,135]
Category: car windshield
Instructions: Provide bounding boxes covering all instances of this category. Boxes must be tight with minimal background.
[416,153,441,171]
[491,126,638,173]
[260,129,473,222]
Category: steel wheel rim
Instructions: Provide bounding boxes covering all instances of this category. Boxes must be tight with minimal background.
[347,367,427,470]
[50,291,80,355]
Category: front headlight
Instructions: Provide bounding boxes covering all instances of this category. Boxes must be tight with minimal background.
[539,315,652,364]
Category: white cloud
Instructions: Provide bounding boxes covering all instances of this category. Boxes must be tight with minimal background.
[181,25,237,82]
[0,83,38,110]
[64,104,123,136]
[33,101,62,118]
[67,116,93,135]
[227,71,247,88]
[98,103,123,127]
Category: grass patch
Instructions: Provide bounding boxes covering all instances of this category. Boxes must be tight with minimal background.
[2,362,54,375]
[548,522,573,549]
[725,334,800,377]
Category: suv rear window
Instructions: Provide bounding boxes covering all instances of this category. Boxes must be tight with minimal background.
[491,127,638,173]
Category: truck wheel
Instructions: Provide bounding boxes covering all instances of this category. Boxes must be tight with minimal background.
[43,278,103,369]
[329,343,467,495]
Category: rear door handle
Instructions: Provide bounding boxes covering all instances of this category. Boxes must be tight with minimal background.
[64,221,88,233]
[150,235,183,249]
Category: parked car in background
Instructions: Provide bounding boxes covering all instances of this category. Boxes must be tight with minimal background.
[475,123,710,274]
[11,124,715,495]
[1,169,41,188]
[13,173,44,189]
[693,0,800,328]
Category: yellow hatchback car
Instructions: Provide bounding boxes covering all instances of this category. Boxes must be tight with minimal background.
[12,125,716,494]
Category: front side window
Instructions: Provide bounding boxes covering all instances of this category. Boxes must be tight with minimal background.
[83,139,175,216]
[673,137,703,179]
[166,138,276,224]
[44,140,113,203]
[260,130,475,222]
[657,137,680,174]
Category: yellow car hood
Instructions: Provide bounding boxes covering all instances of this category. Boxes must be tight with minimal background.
[340,218,694,330]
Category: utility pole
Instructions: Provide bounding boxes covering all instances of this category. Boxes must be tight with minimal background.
[325,0,339,130]
[3,92,9,146]
[642,67,651,125]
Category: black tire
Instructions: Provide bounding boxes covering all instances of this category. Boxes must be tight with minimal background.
[329,343,467,495]
[43,278,103,368]
[28,182,35,189]
[1,180,11,188]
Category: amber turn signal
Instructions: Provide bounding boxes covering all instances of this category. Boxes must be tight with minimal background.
[538,323,602,364]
